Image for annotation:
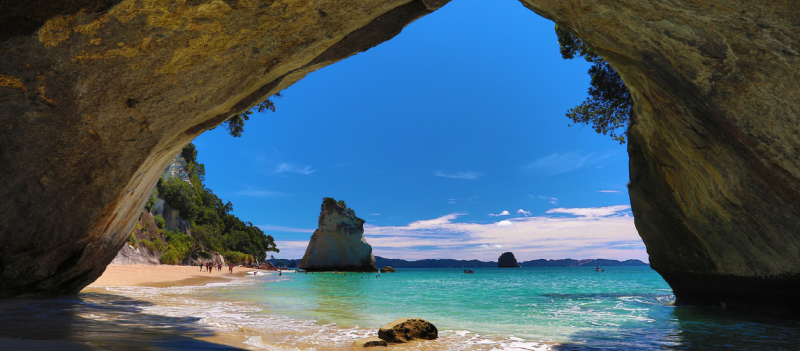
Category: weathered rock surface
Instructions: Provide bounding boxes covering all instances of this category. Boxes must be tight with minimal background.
[378,318,438,343]
[110,243,160,265]
[0,0,798,316]
[299,199,378,272]
[498,252,520,268]
[380,266,396,273]
[353,337,387,348]
[518,0,800,314]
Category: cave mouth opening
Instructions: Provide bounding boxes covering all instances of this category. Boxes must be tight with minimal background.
[186,0,639,265]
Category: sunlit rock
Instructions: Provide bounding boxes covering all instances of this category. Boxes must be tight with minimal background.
[299,199,378,272]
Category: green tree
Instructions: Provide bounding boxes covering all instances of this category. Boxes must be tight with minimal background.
[555,24,632,144]
[225,93,282,137]
[144,194,157,212]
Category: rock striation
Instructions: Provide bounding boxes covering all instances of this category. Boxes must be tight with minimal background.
[299,199,378,272]
[0,0,798,316]
[498,252,520,268]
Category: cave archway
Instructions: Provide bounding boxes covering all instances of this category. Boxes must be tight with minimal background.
[0,0,798,315]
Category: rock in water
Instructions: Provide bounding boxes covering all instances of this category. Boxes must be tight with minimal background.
[353,337,387,348]
[378,318,438,343]
[498,252,520,268]
[299,199,378,272]
[380,266,396,273]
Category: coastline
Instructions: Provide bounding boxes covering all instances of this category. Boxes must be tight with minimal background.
[86,264,269,288]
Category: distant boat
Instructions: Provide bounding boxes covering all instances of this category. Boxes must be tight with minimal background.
[595,266,605,272]
[464,270,474,274]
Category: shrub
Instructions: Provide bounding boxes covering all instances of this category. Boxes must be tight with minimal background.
[153,214,166,229]
[145,194,157,212]
[128,232,138,248]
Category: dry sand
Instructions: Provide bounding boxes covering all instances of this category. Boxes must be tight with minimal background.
[87,264,270,288]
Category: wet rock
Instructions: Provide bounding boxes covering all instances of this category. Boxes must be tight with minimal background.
[378,318,438,343]
[380,266,396,273]
[353,337,387,348]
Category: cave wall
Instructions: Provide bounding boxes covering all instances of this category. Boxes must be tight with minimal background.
[517,0,800,313]
[0,0,798,314]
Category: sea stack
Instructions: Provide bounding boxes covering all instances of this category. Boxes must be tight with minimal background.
[299,198,378,272]
[498,252,520,268]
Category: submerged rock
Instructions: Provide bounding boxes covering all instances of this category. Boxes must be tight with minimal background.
[299,199,378,272]
[498,252,520,268]
[380,266,396,273]
[378,318,438,343]
[353,337,387,348]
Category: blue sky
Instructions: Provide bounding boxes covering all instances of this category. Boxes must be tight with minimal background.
[193,0,644,262]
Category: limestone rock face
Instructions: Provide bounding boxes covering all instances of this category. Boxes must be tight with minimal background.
[0,0,799,315]
[299,200,378,272]
[378,318,438,343]
[518,0,800,314]
[498,252,520,268]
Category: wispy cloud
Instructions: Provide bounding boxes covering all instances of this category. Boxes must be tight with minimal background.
[276,162,316,175]
[533,195,559,205]
[488,210,510,217]
[235,186,289,197]
[269,205,644,262]
[526,151,616,176]
[434,171,483,180]
[517,209,532,217]
[599,190,621,193]
[546,205,631,218]
[257,225,315,233]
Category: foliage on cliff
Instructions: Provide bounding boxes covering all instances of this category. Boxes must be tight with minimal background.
[155,144,279,264]
[225,93,282,137]
[555,24,632,144]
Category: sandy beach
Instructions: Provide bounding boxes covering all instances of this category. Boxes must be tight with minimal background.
[87,264,270,288]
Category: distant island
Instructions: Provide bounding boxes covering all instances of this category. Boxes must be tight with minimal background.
[267,256,648,269]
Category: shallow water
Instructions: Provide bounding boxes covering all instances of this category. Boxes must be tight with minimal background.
[1,267,799,350]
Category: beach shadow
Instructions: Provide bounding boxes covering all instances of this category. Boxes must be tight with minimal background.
[0,292,247,350]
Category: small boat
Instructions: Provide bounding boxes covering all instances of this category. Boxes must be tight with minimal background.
[464,270,474,274]
[594,266,605,272]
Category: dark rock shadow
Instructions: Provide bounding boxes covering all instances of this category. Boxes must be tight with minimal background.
[0,292,246,350]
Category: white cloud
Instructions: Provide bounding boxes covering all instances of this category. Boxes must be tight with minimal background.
[269,205,645,263]
[526,151,616,176]
[359,205,644,262]
[496,220,514,227]
[367,213,381,216]
[488,210,510,217]
[236,188,288,197]
[276,162,316,175]
[434,171,483,180]
[257,225,315,233]
[546,205,631,217]
[599,190,621,193]
[517,209,532,217]
[534,195,558,205]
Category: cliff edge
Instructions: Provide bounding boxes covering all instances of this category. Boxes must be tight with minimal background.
[299,198,378,272]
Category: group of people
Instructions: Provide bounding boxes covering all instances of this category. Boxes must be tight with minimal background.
[200,262,223,273]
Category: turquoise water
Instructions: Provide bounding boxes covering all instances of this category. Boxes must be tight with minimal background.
[2,267,800,350]
[207,267,800,350]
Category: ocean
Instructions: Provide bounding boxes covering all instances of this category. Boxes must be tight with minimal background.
[2,266,800,350]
